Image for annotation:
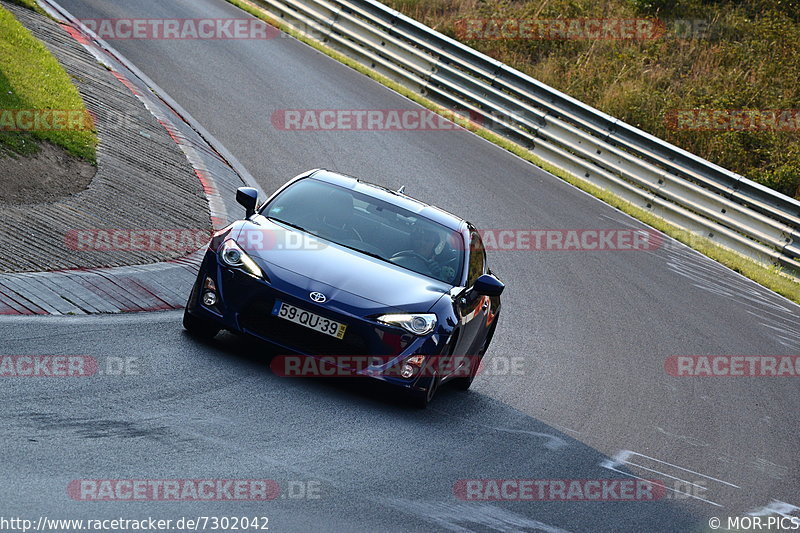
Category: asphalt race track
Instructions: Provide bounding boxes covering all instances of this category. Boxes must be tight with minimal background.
[2,0,799,530]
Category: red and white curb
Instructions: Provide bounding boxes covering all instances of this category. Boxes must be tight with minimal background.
[0,1,258,315]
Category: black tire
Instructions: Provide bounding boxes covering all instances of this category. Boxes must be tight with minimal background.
[182,308,221,339]
[452,321,497,391]
[451,356,478,391]
[409,373,438,409]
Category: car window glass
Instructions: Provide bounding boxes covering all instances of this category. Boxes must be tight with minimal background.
[264,179,464,285]
[467,231,486,287]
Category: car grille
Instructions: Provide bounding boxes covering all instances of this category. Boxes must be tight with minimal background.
[239,298,373,356]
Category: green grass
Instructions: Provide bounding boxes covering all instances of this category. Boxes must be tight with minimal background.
[5,0,46,15]
[385,0,800,201]
[0,4,96,161]
[223,0,800,304]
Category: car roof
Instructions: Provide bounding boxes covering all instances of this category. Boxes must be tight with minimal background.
[306,169,467,232]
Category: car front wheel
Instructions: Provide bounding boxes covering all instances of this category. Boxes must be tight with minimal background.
[182,308,221,339]
[409,372,439,409]
[452,320,497,391]
[451,355,479,391]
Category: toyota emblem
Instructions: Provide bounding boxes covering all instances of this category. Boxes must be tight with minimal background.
[309,291,327,303]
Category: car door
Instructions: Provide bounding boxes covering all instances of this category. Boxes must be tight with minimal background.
[453,228,489,361]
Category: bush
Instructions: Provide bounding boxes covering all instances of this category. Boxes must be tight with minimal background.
[385,0,800,199]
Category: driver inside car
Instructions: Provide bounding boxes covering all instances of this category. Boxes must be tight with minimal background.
[407,226,457,284]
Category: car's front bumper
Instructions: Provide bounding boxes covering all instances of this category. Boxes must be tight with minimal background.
[186,251,453,393]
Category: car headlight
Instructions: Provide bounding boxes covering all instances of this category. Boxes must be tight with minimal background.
[219,239,264,279]
[377,314,437,336]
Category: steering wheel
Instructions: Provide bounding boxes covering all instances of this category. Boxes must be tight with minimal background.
[389,250,435,275]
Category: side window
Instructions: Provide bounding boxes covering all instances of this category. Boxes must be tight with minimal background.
[467,231,486,287]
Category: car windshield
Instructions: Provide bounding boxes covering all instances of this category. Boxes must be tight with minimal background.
[263,178,464,285]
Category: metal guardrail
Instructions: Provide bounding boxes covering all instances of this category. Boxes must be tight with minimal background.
[252,0,800,273]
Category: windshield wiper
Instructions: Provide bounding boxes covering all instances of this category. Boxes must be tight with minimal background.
[342,245,387,262]
[267,217,316,235]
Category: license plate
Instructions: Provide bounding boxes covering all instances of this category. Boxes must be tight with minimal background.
[272,300,347,340]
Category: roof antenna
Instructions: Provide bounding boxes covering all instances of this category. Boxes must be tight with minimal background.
[396,185,406,194]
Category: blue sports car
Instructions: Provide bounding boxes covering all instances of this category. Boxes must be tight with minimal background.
[183,169,504,407]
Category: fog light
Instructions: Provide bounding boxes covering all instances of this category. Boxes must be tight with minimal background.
[407,355,426,367]
[399,355,427,379]
[202,291,217,306]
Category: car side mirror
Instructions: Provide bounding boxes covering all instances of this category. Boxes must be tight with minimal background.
[236,187,259,218]
[472,274,504,296]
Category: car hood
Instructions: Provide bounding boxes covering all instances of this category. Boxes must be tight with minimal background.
[233,219,451,312]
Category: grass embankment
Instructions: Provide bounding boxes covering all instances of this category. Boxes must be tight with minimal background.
[223,0,800,303]
[0,4,96,160]
[385,0,800,200]
[6,0,44,14]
